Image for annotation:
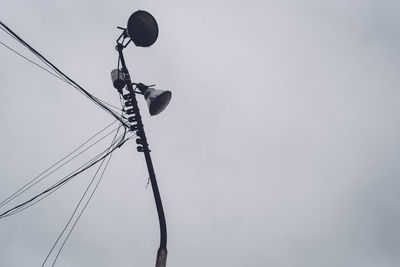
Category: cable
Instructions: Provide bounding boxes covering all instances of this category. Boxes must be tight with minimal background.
[1,29,125,117]
[42,126,121,267]
[1,126,120,215]
[0,27,124,116]
[54,149,115,266]
[0,126,128,219]
[0,26,124,115]
[0,40,67,82]
[2,141,118,218]
[0,26,73,87]
[1,128,123,218]
[0,139,112,218]
[0,132,124,219]
[96,100,123,114]
[0,21,127,126]
[0,120,118,207]
[2,126,135,218]
[0,121,120,208]
[0,128,127,219]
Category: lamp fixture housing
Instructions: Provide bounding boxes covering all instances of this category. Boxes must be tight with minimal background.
[127,10,159,47]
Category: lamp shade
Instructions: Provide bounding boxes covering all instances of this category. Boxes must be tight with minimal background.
[143,88,172,116]
[110,69,125,91]
[127,10,159,47]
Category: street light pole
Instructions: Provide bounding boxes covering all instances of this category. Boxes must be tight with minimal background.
[116,42,168,267]
[111,11,170,266]
[117,44,167,267]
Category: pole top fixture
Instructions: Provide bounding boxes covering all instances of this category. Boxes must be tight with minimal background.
[127,10,159,47]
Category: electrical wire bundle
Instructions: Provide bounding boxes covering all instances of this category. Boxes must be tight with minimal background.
[40,124,126,267]
[0,20,139,265]
[0,120,135,266]
[0,20,127,126]
[0,120,128,219]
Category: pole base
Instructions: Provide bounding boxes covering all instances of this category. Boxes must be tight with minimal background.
[155,248,167,267]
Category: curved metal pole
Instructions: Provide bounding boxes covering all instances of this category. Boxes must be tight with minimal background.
[116,43,167,267]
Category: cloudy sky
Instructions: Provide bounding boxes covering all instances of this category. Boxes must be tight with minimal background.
[1,0,400,266]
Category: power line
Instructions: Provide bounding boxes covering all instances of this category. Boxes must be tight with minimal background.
[0,28,123,115]
[54,152,115,266]
[0,127,128,219]
[0,21,127,126]
[3,138,122,218]
[2,127,120,206]
[0,26,77,88]
[0,40,67,82]
[0,131,125,219]
[0,121,120,209]
[2,136,120,218]
[42,126,121,267]
[0,129,123,217]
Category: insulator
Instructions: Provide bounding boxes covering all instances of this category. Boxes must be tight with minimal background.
[123,93,134,100]
[136,138,143,145]
[130,124,138,131]
[125,101,135,107]
[128,116,136,123]
[137,146,144,152]
[135,129,143,137]
[127,108,136,115]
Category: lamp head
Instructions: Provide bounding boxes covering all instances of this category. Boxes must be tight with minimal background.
[137,84,171,115]
[110,69,125,92]
[127,10,159,47]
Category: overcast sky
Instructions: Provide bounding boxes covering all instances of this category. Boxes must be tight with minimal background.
[1,1,400,266]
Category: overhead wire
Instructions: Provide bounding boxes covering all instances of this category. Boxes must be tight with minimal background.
[0,21,143,255]
[0,25,76,88]
[1,132,129,219]
[54,150,115,266]
[0,127,127,218]
[42,126,121,267]
[0,21,127,125]
[0,29,123,115]
[0,20,145,265]
[0,40,68,83]
[0,135,115,218]
[0,130,126,219]
[0,127,120,213]
[0,120,120,209]
[0,126,128,219]
[2,95,132,218]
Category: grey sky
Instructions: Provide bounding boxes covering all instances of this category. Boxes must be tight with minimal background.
[1,0,400,266]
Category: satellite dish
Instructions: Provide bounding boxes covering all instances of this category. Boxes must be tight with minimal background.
[127,10,159,47]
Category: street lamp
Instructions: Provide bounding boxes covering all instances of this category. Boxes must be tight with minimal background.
[111,10,170,267]
[127,10,159,47]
